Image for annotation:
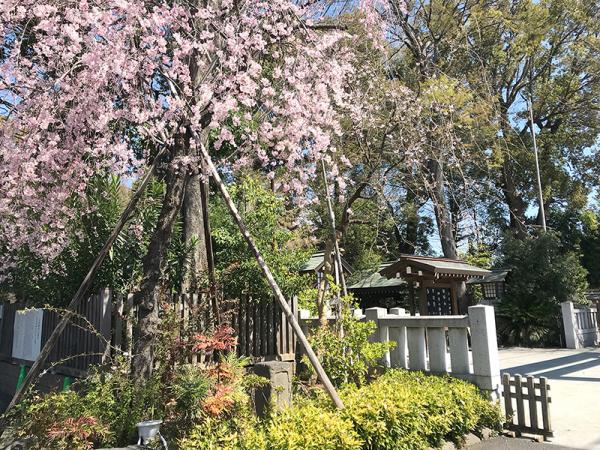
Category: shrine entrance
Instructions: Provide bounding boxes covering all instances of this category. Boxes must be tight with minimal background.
[426,287,452,315]
[380,255,490,315]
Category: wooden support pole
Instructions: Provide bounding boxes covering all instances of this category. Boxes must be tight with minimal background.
[198,142,344,409]
[0,150,166,428]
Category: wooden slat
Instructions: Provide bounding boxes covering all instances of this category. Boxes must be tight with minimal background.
[502,373,514,423]
[515,374,525,431]
[114,293,124,353]
[504,424,554,437]
[247,298,254,357]
[286,296,295,354]
[191,294,198,364]
[505,379,552,389]
[275,301,283,356]
[125,294,134,357]
[527,376,538,430]
[540,377,552,435]
[252,300,259,357]
[260,301,267,356]
[238,297,246,357]
[182,294,189,362]
[266,301,274,356]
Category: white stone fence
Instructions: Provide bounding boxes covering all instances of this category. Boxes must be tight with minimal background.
[561,301,599,349]
[299,305,501,396]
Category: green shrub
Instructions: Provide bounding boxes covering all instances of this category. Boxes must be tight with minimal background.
[305,294,395,387]
[11,362,164,448]
[339,370,502,450]
[179,414,261,450]
[262,402,362,450]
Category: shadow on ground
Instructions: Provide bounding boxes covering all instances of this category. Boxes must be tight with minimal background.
[501,350,600,383]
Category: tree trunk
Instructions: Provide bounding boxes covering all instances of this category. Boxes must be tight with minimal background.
[427,159,458,259]
[501,159,528,238]
[132,142,189,381]
[400,189,420,255]
[182,165,209,292]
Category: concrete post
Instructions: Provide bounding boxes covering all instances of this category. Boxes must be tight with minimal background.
[561,302,579,349]
[389,308,407,368]
[427,327,447,373]
[407,327,427,371]
[251,361,294,417]
[365,307,390,367]
[468,305,500,398]
[364,307,387,342]
[448,328,470,375]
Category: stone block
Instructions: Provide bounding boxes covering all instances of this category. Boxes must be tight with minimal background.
[250,361,294,417]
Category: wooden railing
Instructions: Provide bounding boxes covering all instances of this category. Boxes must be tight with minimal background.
[299,305,501,396]
[502,373,553,440]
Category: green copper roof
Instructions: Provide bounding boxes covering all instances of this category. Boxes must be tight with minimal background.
[348,262,406,290]
[467,269,509,284]
[299,252,352,273]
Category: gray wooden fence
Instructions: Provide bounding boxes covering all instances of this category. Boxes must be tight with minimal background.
[502,373,553,440]
[0,289,296,376]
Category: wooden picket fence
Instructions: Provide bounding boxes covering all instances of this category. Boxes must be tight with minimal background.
[502,373,553,440]
[0,289,297,376]
[0,290,112,376]
[232,295,296,362]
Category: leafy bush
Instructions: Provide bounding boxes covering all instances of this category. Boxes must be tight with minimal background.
[339,370,502,450]
[304,295,395,387]
[259,402,362,450]
[496,231,588,346]
[10,360,165,448]
[10,319,251,449]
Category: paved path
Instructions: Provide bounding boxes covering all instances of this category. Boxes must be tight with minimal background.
[499,347,600,449]
[470,436,576,450]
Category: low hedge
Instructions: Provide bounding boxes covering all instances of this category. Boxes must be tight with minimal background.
[181,369,501,450]
[339,370,502,449]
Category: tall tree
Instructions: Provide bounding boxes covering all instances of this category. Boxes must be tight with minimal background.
[0,0,356,380]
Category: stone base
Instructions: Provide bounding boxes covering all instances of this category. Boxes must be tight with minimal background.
[250,361,294,417]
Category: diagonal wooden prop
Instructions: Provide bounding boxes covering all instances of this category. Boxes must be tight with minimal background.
[0,149,166,431]
[198,142,344,409]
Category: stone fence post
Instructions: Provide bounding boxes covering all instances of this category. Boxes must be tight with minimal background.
[365,307,390,367]
[561,301,579,349]
[468,305,501,399]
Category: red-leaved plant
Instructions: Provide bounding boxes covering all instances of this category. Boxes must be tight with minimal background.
[46,416,110,450]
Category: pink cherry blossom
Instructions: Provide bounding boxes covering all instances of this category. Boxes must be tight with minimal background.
[0,0,360,278]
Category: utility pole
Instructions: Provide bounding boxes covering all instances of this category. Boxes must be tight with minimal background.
[528,97,547,232]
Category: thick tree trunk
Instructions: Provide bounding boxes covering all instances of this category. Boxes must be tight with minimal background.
[501,159,528,238]
[182,167,209,292]
[400,189,420,255]
[427,159,458,260]
[132,142,189,381]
